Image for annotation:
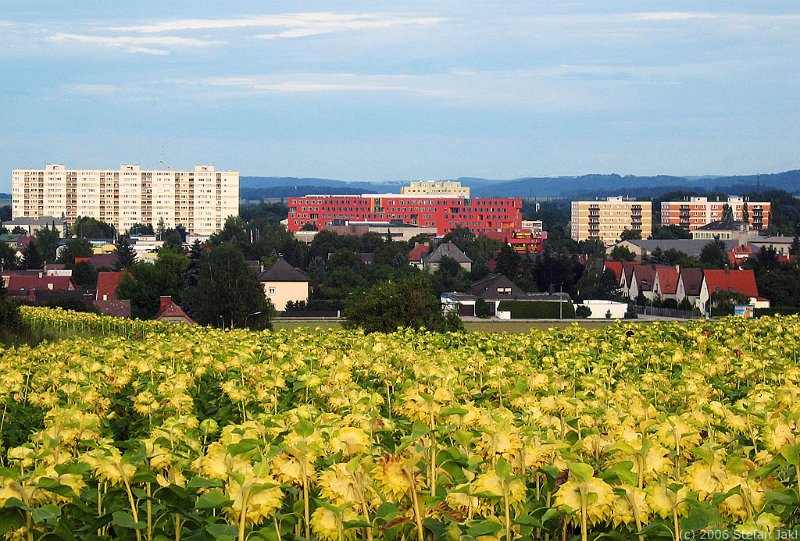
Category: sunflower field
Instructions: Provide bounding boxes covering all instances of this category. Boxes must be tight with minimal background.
[1,307,799,541]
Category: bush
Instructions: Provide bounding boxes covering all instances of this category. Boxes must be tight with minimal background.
[624,303,639,319]
[755,306,800,317]
[605,309,612,319]
[576,305,592,319]
[496,300,576,319]
[474,298,491,318]
[662,298,678,309]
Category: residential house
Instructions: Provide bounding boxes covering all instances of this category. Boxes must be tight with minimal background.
[407,243,430,269]
[748,236,795,256]
[607,239,739,260]
[154,296,195,325]
[619,261,639,297]
[728,245,755,267]
[440,273,530,317]
[258,257,310,311]
[629,266,657,301]
[676,268,704,309]
[4,275,77,302]
[699,269,764,315]
[94,271,131,317]
[423,242,472,273]
[691,220,750,243]
[652,267,680,303]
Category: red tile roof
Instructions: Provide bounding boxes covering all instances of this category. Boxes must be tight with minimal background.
[407,243,430,263]
[604,261,623,282]
[7,275,75,291]
[96,271,126,301]
[703,269,759,298]
[655,267,679,295]
[155,296,196,324]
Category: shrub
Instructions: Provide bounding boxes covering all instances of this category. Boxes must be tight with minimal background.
[496,300,575,319]
[576,305,592,319]
[474,298,491,318]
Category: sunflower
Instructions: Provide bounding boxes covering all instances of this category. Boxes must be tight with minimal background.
[310,506,359,541]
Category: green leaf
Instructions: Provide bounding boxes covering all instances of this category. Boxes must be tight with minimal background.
[495,457,511,479]
[196,489,233,509]
[600,461,638,486]
[568,462,594,483]
[423,518,446,537]
[112,510,145,530]
[31,504,61,525]
[187,476,223,490]
[206,523,238,539]
[467,520,504,537]
[375,502,402,521]
[780,443,800,465]
[411,422,430,439]
[295,420,314,437]
[227,438,261,455]
[35,477,78,499]
[440,406,469,417]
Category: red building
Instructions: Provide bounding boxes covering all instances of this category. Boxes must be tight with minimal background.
[287,195,523,236]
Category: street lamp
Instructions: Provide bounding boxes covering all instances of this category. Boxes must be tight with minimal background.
[244,311,263,328]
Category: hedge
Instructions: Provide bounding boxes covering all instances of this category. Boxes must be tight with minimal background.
[497,300,576,319]
[755,306,800,317]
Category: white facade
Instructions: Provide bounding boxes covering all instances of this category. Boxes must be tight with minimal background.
[12,164,238,235]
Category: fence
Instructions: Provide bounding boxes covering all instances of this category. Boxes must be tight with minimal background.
[635,305,698,319]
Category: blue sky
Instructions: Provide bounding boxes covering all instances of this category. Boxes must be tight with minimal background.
[1,1,798,192]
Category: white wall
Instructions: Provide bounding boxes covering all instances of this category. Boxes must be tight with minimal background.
[574,300,628,319]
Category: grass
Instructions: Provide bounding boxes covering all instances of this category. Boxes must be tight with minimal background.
[272,318,645,333]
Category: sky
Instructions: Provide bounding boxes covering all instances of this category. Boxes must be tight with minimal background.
[1,1,799,192]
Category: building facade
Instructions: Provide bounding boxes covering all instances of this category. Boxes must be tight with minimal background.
[570,197,653,244]
[400,180,470,198]
[661,196,770,231]
[287,194,522,236]
[12,164,239,235]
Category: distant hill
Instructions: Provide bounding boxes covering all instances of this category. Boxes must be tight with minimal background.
[239,170,799,199]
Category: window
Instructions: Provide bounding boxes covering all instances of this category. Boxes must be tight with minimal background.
[268,287,276,296]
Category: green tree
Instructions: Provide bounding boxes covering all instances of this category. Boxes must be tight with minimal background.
[184,244,273,329]
[114,236,137,270]
[128,223,155,236]
[474,298,491,318]
[709,290,749,317]
[21,240,43,270]
[70,216,115,239]
[790,236,800,256]
[118,250,189,319]
[72,260,98,288]
[344,274,463,333]
[431,255,472,295]
[35,225,60,263]
[0,241,17,271]
[57,238,94,265]
[578,239,606,258]
[494,243,521,280]
[574,265,619,301]
[610,244,636,262]
[721,203,734,222]
[161,229,185,253]
[620,229,641,241]
[0,205,11,222]
[699,237,729,269]
[651,225,691,240]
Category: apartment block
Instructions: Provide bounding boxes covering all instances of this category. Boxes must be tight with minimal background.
[400,180,470,198]
[661,196,770,231]
[570,197,652,244]
[11,164,238,235]
[287,194,522,236]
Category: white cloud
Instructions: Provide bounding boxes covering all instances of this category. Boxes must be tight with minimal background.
[198,74,450,96]
[113,12,445,34]
[47,33,224,55]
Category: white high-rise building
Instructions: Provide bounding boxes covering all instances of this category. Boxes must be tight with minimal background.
[11,164,239,235]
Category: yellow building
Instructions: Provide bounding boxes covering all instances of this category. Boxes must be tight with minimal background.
[570,197,652,244]
[11,164,238,236]
[258,257,311,311]
[400,180,470,198]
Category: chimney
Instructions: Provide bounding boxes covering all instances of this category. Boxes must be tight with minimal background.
[159,296,172,313]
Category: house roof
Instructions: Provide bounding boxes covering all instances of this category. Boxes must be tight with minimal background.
[96,271,126,301]
[468,273,527,299]
[622,262,638,286]
[7,275,75,291]
[95,299,132,318]
[154,296,196,324]
[407,243,430,262]
[632,266,657,292]
[258,257,309,283]
[90,253,119,270]
[604,261,623,282]
[695,220,746,231]
[424,242,472,264]
[679,268,704,297]
[654,267,679,295]
[703,269,759,298]
[624,239,740,257]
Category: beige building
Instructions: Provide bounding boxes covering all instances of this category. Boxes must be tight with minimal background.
[661,196,770,231]
[258,257,311,311]
[571,197,652,244]
[11,164,238,235]
[401,180,470,198]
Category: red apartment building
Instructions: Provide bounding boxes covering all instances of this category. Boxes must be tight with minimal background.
[661,196,770,231]
[287,195,523,237]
